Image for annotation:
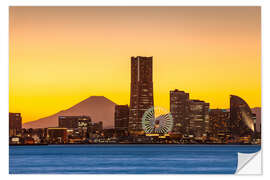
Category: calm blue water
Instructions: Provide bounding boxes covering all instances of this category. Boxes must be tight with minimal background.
[9,144,260,174]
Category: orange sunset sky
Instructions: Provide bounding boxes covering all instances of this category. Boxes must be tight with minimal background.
[9,7,261,124]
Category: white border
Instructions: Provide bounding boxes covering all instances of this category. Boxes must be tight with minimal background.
[1,0,269,179]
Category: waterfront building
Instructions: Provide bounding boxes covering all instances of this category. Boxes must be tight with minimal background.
[10,137,21,144]
[170,89,190,134]
[58,116,92,129]
[59,116,104,140]
[188,100,210,138]
[23,137,35,145]
[90,121,103,132]
[251,107,261,132]
[47,127,67,144]
[229,95,255,137]
[209,109,230,140]
[9,112,22,137]
[103,129,116,138]
[115,105,129,131]
[129,56,154,135]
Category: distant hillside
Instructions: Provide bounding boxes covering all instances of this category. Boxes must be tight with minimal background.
[23,96,117,129]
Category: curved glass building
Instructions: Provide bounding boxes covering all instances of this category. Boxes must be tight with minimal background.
[230,95,255,137]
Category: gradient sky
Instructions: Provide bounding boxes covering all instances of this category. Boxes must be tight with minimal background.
[9,7,261,124]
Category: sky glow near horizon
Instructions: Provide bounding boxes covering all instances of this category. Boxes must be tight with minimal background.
[9,7,261,123]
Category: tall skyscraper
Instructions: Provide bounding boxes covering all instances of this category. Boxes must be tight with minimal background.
[115,105,129,131]
[129,56,154,134]
[170,89,190,134]
[9,112,22,137]
[188,100,210,138]
[169,90,210,137]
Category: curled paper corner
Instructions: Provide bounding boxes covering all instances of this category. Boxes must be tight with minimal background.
[236,150,262,175]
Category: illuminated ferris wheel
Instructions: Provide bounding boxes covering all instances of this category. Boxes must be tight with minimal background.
[142,106,173,134]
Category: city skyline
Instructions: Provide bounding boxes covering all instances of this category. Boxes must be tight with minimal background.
[9,7,261,124]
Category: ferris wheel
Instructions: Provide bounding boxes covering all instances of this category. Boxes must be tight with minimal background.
[142,106,173,134]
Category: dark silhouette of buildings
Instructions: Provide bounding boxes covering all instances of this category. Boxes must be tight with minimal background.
[91,121,103,132]
[209,109,230,140]
[230,95,255,137]
[169,90,210,138]
[170,89,190,134]
[47,127,67,144]
[129,56,154,135]
[8,54,261,145]
[58,116,103,140]
[189,100,210,138]
[58,116,92,129]
[9,113,22,137]
[252,107,261,132]
[114,105,129,131]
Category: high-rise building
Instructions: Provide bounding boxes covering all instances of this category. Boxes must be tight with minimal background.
[169,90,210,137]
[230,95,255,137]
[129,56,154,134]
[115,105,129,131]
[188,100,210,138]
[209,109,230,137]
[170,89,190,134]
[9,113,22,137]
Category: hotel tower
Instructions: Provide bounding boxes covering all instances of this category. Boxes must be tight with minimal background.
[129,56,154,135]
